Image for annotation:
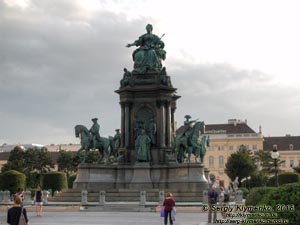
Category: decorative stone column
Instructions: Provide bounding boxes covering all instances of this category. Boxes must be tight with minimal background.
[235,189,243,204]
[99,191,106,205]
[120,103,125,147]
[4,191,10,202]
[81,190,88,205]
[203,190,208,204]
[166,101,171,148]
[42,190,49,204]
[159,191,165,205]
[158,101,166,148]
[125,103,130,147]
[24,191,32,204]
[139,191,146,206]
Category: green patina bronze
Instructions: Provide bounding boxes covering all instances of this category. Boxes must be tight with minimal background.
[109,129,120,158]
[75,124,111,163]
[175,117,209,163]
[126,24,166,74]
[135,129,151,162]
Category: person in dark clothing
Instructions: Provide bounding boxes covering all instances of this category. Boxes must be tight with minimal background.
[34,185,43,216]
[163,192,175,225]
[7,195,30,225]
[207,184,218,223]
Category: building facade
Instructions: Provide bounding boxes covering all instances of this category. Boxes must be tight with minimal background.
[204,119,263,186]
[263,135,300,172]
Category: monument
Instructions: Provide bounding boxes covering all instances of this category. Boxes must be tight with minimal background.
[72,24,209,202]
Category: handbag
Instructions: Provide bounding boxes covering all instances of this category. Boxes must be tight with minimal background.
[171,207,176,221]
[160,206,165,217]
[18,208,27,225]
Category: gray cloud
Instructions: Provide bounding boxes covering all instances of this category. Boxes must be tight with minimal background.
[0,1,299,145]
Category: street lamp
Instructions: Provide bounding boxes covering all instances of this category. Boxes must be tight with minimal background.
[271,144,280,187]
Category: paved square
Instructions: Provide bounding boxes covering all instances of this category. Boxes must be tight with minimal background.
[1,210,213,225]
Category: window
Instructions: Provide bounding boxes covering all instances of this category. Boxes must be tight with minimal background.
[245,145,249,150]
[219,156,224,168]
[290,160,294,167]
[289,144,294,150]
[298,160,300,167]
[252,145,257,150]
[218,146,224,151]
[281,161,286,168]
[236,145,240,151]
[209,156,214,168]
[229,145,234,151]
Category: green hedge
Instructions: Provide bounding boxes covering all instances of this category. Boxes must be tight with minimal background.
[0,170,26,194]
[239,187,249,199]
[42,172,67,195]
[26,172,41,188]
[278,172,300,184]
[259,182,300,225]
[245,183,300,225]
[67,175,77,189]
[245,187,276,206]
[268,172,300,186]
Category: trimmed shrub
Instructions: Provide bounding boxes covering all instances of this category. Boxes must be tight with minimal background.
[239,187,249,199]
[278,172,300,185]
[26,172,41,188]
[67,175,77,189]
[0,170,26,194]
[267,176,276,186]
[267,172,300,187]
[250,172,268,188]
[258,182,300,225]
[245,187,276,206]
[42,172,67,195]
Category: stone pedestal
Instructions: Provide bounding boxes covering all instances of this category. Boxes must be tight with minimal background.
[74,163,209,196]
[129,163,153,189]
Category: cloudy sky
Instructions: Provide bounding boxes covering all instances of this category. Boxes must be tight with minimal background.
[1,0,300,145]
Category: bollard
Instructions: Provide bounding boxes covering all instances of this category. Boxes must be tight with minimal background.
[24,191,32,204]
[99,191,106,205]
[236,189,243,204]
[42,190,49,204]
[203,190,208,204]
[139,191,146,206]
[159,191,165,205]
[4,191,11,202]
[81,190,88,205]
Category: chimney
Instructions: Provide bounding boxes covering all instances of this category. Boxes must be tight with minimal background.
[259,125,262,133]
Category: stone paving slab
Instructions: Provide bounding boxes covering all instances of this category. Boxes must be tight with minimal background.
[0,210,231,225]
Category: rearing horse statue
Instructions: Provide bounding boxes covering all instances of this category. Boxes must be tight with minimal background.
[74,125,111,163]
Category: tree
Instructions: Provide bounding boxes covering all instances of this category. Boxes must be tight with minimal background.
[225,146,256,183]
[24,147,54,175]
[254,149,284,175]
[253,149,273,175]
[1,146,26,173]
[293,166,300,174]
[57,150,77,176]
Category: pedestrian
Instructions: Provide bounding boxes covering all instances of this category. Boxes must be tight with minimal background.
[219,186,225,218]
[163,192,175,225]
[34,185,43,216]
[207,184,218,223]
[15,187,24,207]
[7,195,30,225]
